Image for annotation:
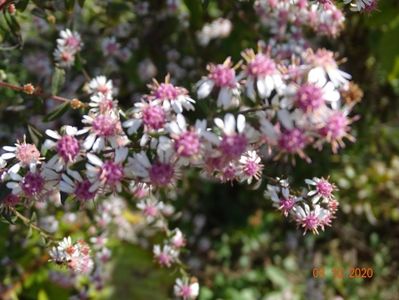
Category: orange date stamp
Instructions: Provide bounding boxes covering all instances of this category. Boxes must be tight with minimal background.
[312,267,374,279]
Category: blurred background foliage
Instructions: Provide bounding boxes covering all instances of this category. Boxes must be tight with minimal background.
[0,0,399,299]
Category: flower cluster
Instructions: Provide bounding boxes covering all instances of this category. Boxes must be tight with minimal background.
[266,177,339,234]
[49,237,94,274]
[53,29,83,68]
[0,0,367,295]
[255,0,345,39]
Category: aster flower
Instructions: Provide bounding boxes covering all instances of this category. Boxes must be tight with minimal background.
[292,203,331,235]
[294,81,340,112]
[305,49,351,87]
[196,57,241,109]
[43,126,82,171]
[88,76,114,97]
[241,48,284,100]
[146,74,195,113]
[127,148,180,188]
[137,197,164,223]
[60,169,97,203]
[174,278,200,300]
[237,150,264,184]
[165,114,207,163]
[305,177,336,202]
[81,111,125,152]
[123,100,167,146]
[204,113,258,162]
[5,163,59,201]
[266,181,301,216]
[49,237,94,275]
[170,228,186,249]
[53,48,76,68]
[88,93,119,115]
[316,105,356,153]
[56,29,83,53]
[1,137,42,173]
[153,244,179,267]
[259,110,311,162]
[86,147,128,193]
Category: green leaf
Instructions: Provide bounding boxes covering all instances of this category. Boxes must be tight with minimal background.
[16,0,30,11]
[43,101,70,122]
[51,68,65,95]
[27,124,43,146]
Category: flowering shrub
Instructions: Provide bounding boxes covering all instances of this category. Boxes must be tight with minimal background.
[0,0,395,299]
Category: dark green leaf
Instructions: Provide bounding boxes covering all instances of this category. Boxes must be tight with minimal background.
[78,0,85,8]
[51,68,65,95]
[43,101,70,122]
[27,123,43,146]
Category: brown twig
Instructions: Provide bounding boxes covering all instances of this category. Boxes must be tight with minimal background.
[0,81,87,108]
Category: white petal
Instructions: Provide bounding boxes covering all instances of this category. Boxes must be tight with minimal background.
[87,153,103,167]
[237,114,246,133]
[46,130,61,140]
[224,113,236,135]
[197,80,214,99]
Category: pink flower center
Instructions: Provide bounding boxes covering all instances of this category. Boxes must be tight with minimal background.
[100,161,124,186]
[143,204,158,217]
[296,84,324,112]
[220,134,248,159]
[149,162,174,186]
[247,54,276,77]
[179,285,193,298]
[74,180,96,201]
[61,51,74,62]
[92,115,119,137]
[209,65,236,88]
[279,197,295,215]
[142,105,166,130]
[302,213,319,232]
[21,172,45,196]
[316,180,333,197]
[319,112,348,140]
[175,131,200,157]
[65,36,80,49]
[56,135,80,162]
[154,83,181,100]
[16,143,40,166]
[278,128,308,153]
[243,160,260,177]
[222,165,237,181]
[158,252,172,267]
[97,85,111,95]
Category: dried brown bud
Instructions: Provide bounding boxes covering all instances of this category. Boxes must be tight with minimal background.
[47,15,56,25]
[23,84,35,95]
[341,82,363,105]
[70,98,84,109]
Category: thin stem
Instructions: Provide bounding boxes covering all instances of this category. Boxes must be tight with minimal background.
[0,81,73,104]
[10,207,54,241]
